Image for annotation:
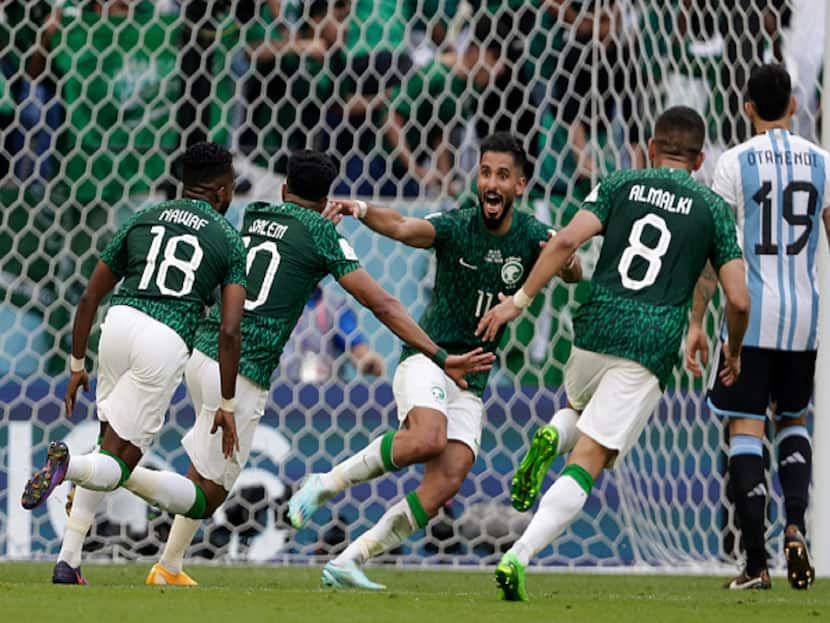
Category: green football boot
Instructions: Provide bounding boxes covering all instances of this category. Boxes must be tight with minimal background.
[495,552,528,602]
[511,425,559,512]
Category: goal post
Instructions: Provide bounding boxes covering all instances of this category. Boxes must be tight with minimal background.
[0,1,825,574]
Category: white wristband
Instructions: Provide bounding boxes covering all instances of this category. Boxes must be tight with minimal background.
[220,397,236,412]
[355,200,368,220]
[69,355,85,372]
[513,287,533,310]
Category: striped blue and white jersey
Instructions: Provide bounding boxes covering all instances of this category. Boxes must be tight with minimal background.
[712,129,830,351]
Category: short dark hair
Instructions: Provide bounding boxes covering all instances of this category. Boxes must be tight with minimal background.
[746,63,792,121]
[653,107,705,163]
[286,150,339,201]
[479,132,527,174]
[182,142,233,186]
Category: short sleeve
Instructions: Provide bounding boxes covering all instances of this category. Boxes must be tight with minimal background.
[711,150,738,207]
[99,211,141,277]
[581,178,613,228]
[709,196,743,270]
[317,222,362,279]
[424,210,454,250]
[223,227,248,289]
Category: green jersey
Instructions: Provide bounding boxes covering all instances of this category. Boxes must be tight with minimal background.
[193,202,361,388]
[401,208,550,396]
[100,198,247,348]
[575,168,742,385]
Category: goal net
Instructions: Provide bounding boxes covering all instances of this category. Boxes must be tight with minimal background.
[0,0,819,572]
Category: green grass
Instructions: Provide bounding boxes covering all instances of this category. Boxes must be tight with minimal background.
[1,563,827,623]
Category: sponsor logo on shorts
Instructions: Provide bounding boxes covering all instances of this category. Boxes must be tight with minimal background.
[431,385,446,401]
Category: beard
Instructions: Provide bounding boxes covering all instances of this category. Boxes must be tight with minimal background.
[479,192,513,230]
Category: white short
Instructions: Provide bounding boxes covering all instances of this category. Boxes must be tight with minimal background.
[181,349,267,491]
[564,347,662,465]
[96,305,190,453]
[392,354,484,457]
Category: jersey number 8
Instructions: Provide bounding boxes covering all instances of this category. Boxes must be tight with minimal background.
[617,213,671,291]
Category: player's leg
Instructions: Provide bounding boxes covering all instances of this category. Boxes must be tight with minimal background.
[321,381,480,589]
[324,440,475,590]
[511,405,581,512]
[511,347,599,512]
[708,346,772,589]
[145,352,267,585]
[53,425,111,585]
[48,314,135,583]
[771,349,816,589]
[289,354,450,528]
[23,308,190,510]
[497,354,661,601]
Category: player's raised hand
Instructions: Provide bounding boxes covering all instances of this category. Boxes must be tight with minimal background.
[211,408,240,459]
[684,323,709,377]
[443,347,496,389]
[475,293,523,342]
[64,370,90,417]
[719,345,741,387]
[322,200,359,225]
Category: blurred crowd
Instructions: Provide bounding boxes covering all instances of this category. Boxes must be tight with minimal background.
[0,0,824,379]
[1,0,818,204]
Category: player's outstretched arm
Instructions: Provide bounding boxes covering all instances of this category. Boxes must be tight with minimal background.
[338,269,495,388]
[476,210,601,342]
[540,230,583,283]
[685,261,718,377]
[64,260,119,416]
[214,283,246,458]
[323,199,437,248]
[716,258,751,386]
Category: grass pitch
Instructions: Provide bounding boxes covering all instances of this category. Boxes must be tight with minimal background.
[1,563,827,623]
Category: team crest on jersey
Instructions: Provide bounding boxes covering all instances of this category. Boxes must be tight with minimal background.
[431,385,446,401]
[501,258,524,285]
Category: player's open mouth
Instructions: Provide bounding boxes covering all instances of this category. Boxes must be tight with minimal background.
[483,193,502,215]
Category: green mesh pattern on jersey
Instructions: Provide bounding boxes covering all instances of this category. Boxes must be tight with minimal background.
[100,198,246,348]
[400,208,550,396]
[193,202,361,388]
[576,168,741,385]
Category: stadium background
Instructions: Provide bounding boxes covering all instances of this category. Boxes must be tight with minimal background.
[1,0,828,576]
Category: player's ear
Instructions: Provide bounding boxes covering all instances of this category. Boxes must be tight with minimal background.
[281,182,287,202]
[743,100,754,122]
[691,151,705,173]
[647,138,657,165]
[515,175,526,197]
[789,95,797,117]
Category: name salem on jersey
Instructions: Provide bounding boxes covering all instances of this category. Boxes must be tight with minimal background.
[158,209,208,230]
[628,184,692,215]
[248,219,288,239]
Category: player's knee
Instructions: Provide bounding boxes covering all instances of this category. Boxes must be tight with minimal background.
[186,469,229,518]
[414,429,447,461]
[203,491,228,517]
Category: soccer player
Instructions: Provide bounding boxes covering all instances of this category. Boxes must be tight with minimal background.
[685,64,830,590]
[475,107,750,602]
[133,150,493,585]
[289,132,582,590]
[21,142,248,584]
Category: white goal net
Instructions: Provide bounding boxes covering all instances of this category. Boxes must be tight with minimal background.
[0,0,821,572]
